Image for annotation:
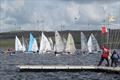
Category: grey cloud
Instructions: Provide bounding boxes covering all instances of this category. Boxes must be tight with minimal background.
[0,0,120,32]
[62,0,120,4]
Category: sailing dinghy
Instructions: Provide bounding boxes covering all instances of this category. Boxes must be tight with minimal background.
[28,33,38,53]
[39,32,52,53]
[87,33,101,53]
[65,33,76,54]
[54,31,64,53]
[81,32,88,54]
[15,36,23,52]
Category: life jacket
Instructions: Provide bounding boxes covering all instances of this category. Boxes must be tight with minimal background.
[111,53,119,59]
[101,52,109,58]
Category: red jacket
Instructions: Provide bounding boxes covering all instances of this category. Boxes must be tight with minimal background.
[101,51,109,58]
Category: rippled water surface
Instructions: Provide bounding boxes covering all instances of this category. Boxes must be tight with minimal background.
[0,52,120,80]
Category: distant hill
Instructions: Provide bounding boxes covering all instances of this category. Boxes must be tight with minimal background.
[0,29,120,49]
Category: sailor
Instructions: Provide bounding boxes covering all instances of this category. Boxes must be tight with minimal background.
[111,50,119,67]
[97,46,110,66]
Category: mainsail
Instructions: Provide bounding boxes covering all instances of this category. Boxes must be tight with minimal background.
[55,31,64,52]
[31,38,38,52]
[48,37,54,50]
[87,33,100,53]
[15,36,23,51]
[28,33,34,52]
[28,33,38,52]
[39,32,52,53]
[65,33,76,54]
[22,36,26,52]
[81,32,88,53]
[88,35,93,53]
[91,34,100,52]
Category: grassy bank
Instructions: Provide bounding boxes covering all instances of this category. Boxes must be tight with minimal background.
[0,39,14,50]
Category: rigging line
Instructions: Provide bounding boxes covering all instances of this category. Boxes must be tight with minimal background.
[109,29,113,49]
[107,28,109,48]
[109,29,112,49]
[112,29,115,49]
[111,29,115,49]
[113,29,116,49]
[113,29,116,48]
[114,29,117,49]
[107,28,110,48]
[114,29,118,48]
[118,29,120,48]
[101,27,104,48]
[116,29,120,48]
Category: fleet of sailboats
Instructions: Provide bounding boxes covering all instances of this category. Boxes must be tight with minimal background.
[15,31,101,54]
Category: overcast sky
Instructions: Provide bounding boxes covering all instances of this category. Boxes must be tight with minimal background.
[0,0,120,32]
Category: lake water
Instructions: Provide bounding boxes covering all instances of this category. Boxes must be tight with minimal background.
[0,52,120,80]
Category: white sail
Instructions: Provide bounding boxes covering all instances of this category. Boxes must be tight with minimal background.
[48,37,54,50]
[31,38,38,52]
[91,34,101,52]
[22,36,26,52]
[39,32,52,53]
[81,32,88,53]
[87,35,93,53]
[55,31,64,52]
[63,37,67,49]
[88,33,100,53]
[15,36,23,51]
[65,33,76,54]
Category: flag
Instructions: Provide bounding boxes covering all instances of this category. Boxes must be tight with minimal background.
[101,26,108,34]
[108,16,116,22]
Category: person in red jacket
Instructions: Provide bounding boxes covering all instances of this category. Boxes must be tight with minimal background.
[97,47,110,66]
